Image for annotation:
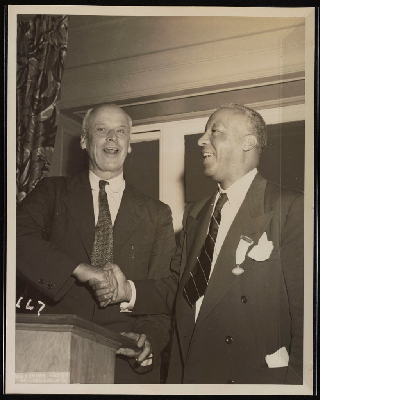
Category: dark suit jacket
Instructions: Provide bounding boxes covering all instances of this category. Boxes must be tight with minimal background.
[16,171,176,384]
[135,173,304,384]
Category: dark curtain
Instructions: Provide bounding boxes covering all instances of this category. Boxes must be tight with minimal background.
[16,15,68,203]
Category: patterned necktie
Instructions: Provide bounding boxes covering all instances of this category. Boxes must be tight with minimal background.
[183,192,228,307]
[91,180,113,267]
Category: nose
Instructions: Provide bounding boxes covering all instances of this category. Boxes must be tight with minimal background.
[197,131,210,147]
[107,129,118,142]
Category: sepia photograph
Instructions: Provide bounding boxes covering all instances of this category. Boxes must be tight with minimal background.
[6,5,316,395]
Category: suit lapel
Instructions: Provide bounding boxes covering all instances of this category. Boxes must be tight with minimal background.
[63,172,95,260]
[194,174,273,329]
[113,183,146,255]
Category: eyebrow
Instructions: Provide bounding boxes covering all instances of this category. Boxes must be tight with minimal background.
[211,122,228,130]
[93,123,128,128]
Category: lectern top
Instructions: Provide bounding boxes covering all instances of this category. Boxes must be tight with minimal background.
[16,314,140,352]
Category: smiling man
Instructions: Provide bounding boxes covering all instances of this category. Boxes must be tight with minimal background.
[92,103,305,385]
[16,104,176,383]
[165,104,304,384]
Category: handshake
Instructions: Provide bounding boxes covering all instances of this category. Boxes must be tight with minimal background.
[72,262,153,364]
[72,262,132,308]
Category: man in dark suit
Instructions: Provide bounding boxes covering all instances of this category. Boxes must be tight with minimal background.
[93,103,304,384]
[16,104,176,383]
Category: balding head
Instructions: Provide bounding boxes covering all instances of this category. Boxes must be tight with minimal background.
[198,104,266,189]
[82,104,132,139]
[80,104,132,180]
[216,103,268,155]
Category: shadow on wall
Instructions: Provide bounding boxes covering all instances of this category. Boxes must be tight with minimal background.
[63,133,89,177]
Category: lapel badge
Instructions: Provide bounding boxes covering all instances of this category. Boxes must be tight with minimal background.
[232,264,245,276]
[232,235,254,276]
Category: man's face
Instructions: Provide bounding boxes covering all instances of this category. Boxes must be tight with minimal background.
[81,106,131,179]
[198,108,249,189]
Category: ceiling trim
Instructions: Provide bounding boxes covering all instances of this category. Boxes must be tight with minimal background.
[59,23,305,109]
[60,73,304,126]
[59,22,306,128]
[69,75,305,118]
[60,98,305,139]
[126,95,305,128]
[60,65,305,110]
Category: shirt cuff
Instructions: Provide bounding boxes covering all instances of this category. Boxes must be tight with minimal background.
[120,280,136,312]
[139,354,153,366]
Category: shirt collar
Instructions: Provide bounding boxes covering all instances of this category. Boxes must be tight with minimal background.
[218,168,258,209]
[89,170,125,193]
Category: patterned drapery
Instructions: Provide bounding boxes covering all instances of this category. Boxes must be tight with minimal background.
[16,15,68,203]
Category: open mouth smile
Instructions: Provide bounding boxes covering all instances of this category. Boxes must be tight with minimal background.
[103,147,120,154]
[202,152,213,159]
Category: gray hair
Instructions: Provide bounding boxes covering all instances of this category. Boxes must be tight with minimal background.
[81,104,133,137]
[218,103,268,154]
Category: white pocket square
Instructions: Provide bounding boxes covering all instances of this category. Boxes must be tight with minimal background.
[248,232,274,261]
[265,347,289,368]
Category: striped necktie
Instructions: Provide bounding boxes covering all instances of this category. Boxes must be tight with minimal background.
[91,180,113,267]
[183,192,228,307]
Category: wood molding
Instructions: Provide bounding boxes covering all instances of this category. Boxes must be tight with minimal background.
[60,96,305,139]
[16,314,139,351]
[69,74,304,117]
[128,95,305,128]
[60,25,305,109]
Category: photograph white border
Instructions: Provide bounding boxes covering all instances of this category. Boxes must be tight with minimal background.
[6,5,316,395]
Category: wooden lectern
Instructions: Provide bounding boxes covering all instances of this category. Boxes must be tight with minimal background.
[15,314,139,384]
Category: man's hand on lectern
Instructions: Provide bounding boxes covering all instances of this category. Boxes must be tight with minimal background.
[117,332,153,366]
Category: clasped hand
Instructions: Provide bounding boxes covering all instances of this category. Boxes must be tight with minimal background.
[87,262,131,308]
[73,262,130,307]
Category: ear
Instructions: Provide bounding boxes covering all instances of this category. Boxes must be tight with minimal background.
[80,134,87,150]
[128,144,132,154]
[242,135,257,152]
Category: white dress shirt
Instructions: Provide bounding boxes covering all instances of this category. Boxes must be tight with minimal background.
[89,171,125,225]
[194,168,258,320]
